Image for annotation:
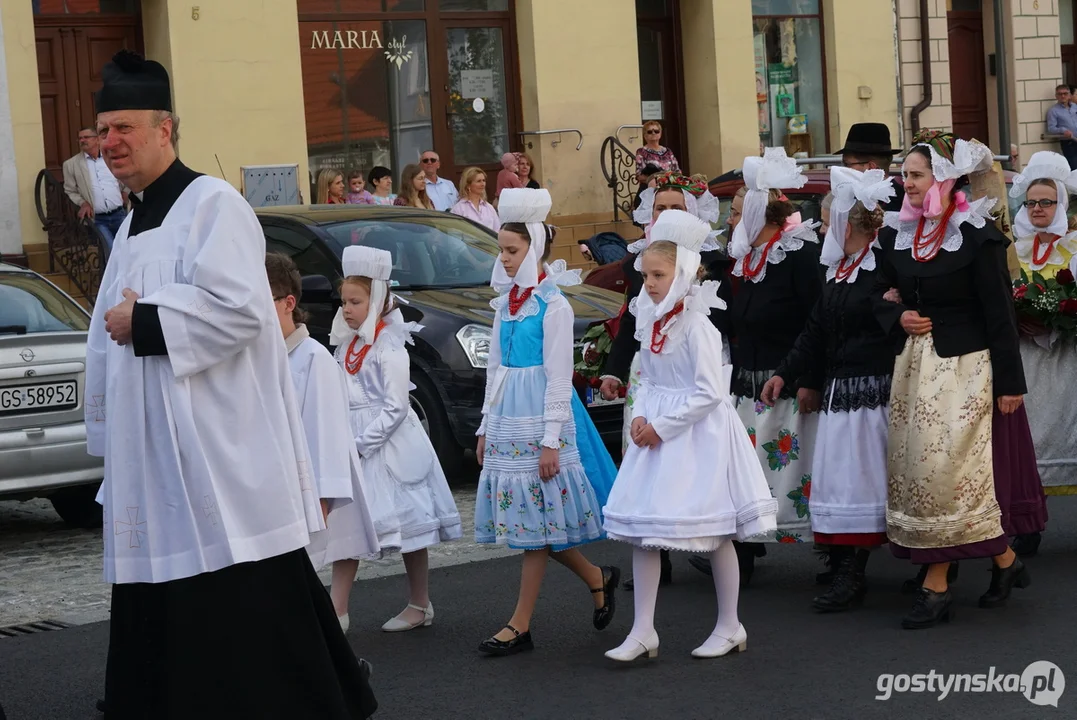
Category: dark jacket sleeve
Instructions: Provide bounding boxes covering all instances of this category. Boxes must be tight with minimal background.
[600,256,643,381]
[710,274,733,338]
[775,296,826,389]
[871,233,909,339]
[975,235,1027,397]
[132,302,169,357]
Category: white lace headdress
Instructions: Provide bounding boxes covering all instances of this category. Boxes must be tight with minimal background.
[729,147,808,261]
[1009,150,1077,239]
[329,245,394,347]
[820,166,895,267]
[491,188,552,293]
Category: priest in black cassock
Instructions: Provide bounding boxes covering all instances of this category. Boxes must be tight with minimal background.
[86,50,376,719]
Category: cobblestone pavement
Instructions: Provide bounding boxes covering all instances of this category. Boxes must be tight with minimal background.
[0,482,511,629]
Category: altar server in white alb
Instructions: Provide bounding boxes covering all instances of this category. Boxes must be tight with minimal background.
[602,210,778,663]
[330,245,463,633]
[266,253,394,634]
[86,51,375,718]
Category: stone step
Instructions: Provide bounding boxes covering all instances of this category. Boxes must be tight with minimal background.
[21,244,52,274]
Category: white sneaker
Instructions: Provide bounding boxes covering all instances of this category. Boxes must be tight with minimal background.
[604,631,660,662]
[691,624,747,658]
[338,613,350,633]
[381,603,434,632]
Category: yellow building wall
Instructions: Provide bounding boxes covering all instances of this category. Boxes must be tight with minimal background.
[680,0,758,176]
[1,0,46,252]
[515,0,640,220]
[141,0,309,199]
[823,0,901,154]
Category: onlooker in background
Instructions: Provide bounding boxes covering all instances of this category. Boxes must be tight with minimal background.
[346,171,374,204]
[450,166,500,232]
[517,152,540,189]
[634,120,680,174]
[316,168,346,204]
[394,164,434,209]
[62,126,127,251]
[420,150,458,211]
[493,152,523,206]
[834,122,904,211]
[1047,83,1077,169]
[368,166,397,205]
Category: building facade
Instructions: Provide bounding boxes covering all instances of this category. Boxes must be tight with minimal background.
[2,0,1067,270]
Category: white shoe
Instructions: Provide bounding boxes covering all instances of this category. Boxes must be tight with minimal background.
[604,631,660,662]
[381,602,434,632]
[691,624,747,658]
[338,613,350,633]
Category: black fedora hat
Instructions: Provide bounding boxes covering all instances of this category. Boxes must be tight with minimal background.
[833,122,902,155]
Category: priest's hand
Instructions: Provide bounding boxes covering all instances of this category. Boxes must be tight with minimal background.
[539,447,560,481]
[104,289,140,345]
[599,376,622,401]
[997,395,1024,415]
[760,376,785,407]
[476,436,486,467]
[900,310,932,336]
[797,388,822,414]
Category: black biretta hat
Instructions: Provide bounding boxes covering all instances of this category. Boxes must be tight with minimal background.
[833,122,902,156]
[95,50,172,114]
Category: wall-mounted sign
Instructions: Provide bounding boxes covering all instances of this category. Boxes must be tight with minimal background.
[242,164,300,208]
[461,69,494,99]
[384,35,414,69]
[641,100,663,120]
[310,29,384,50]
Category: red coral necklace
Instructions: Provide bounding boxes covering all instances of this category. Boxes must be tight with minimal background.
[834,240,875,281]
[742,229,783,279]
[508,272,546,315]
[344,319,387,375]
[650,301,685,354]
[912,203,958,262]
[1032,234,1061,267]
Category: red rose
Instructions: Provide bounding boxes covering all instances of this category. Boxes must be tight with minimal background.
[589,377,601,388]
[617,386,627,398]
[802,480,811,499]
[778,434,793,454]
[749,431,757,448]
[1014,285,1029,300]
[1060,298,1077,315]
[584,346,600,365]
[1057,268,1075,286]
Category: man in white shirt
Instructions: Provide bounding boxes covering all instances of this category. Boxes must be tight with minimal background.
[421,150,458,211]
[61,127,127,251]
[87,50,375,719]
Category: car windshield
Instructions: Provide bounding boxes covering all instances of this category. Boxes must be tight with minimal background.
[0,272,89,334]
[322,216,498,289]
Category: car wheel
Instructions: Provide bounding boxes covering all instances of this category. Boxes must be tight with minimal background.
[409,371,463,477]
[49,483,103,529]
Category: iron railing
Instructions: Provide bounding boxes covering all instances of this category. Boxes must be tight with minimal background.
[34,169,108,307]
[600,135,638,222]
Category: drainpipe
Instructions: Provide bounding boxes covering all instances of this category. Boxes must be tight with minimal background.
[909,0,933,135]
[994,0,1013,169]
[892,0,906,146]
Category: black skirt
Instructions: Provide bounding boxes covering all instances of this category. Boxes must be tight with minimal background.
[104,549,376,719]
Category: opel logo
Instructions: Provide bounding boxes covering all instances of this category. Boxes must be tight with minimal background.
[19,348,35,362]
[25,369,36,377]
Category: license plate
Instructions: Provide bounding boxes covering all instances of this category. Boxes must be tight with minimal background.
[0,380,79,415]
[586,387,624,408]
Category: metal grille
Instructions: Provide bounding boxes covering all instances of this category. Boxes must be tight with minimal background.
[0,620,71,638]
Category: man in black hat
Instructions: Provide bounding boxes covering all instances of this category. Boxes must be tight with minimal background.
[834,122,905,211]
[87,50,376,719]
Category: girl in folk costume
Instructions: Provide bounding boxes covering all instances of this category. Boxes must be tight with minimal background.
[475,188,620,656]
[330,245,462,633]
[603,210,778,662]
[727,148,823,573]
[873,130,1037,629]
[760,167,897,612]
[266,253,394,634]
[598,171,725,589]
[1007,151,1077,555]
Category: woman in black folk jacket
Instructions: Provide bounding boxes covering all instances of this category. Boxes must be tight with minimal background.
[872,131,1038,630]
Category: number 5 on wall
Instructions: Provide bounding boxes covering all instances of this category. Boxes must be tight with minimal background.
[192,6,200,20]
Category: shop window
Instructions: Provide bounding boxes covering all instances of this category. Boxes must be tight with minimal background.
[439,0,508,10]
[1063,0,1075,46]
[752,1,826,157]
[32,0,138,13]
[297,1,424,12]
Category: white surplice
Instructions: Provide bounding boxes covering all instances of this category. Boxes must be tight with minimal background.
[283,326,383,566]
[86,176,323,585]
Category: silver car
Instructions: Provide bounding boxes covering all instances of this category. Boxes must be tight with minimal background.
[0,262,103,527]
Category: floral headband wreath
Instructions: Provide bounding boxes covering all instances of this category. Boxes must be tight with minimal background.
[632,172,720,227]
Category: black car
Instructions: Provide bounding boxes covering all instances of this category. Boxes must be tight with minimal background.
[254,205,625,473]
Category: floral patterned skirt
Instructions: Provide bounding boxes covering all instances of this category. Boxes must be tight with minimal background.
[734,394,819,542]
[886,334,1004,552]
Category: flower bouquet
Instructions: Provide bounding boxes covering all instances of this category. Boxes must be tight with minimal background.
[572,319,626,398]
[1013,267,1077,340]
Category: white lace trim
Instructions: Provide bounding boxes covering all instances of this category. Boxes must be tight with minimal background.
[886,196,996,256]
[628,230,724,272]
[1014,232,1077,272]
[490,260,581,323]
[629,280,726,353]
[731,221,820,284]
[824,240,880,284]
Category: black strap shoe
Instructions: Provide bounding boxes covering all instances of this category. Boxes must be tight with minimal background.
[901,561,959,594]
[901,587,955,629]
[979,557,1032,608]
[811,550,866,613]
[591,565,620,630]
[1011,532,1041,558]
[478,624,534,656]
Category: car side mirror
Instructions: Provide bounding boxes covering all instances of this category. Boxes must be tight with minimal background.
[300,274,334,304]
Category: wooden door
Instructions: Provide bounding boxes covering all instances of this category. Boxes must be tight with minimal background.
[947,10,989,142]
[35,19,140,178]
[636,3,687,171]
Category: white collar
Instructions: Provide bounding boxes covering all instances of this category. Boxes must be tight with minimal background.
[824,240,880,284]
[731,221,819,283]
[1014,232,1077,271]
[490,260,582,322]
[630,280,726,353]
[882,196,996,256]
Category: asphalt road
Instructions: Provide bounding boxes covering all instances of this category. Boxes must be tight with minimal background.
[0,496,1074,720]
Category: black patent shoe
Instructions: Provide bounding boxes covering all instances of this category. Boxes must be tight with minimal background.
[901,587,956,629]
[1011,533,1041,558]
[812,553,866,613]
[688,554,712,577]
[591,565,620,630]
[478,624,534,656]
[901,561,959,594]
[979,557,1032,608]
